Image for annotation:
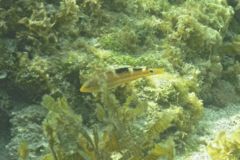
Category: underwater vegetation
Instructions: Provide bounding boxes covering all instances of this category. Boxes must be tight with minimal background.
[40,69,204,160]
[41,94,176,160]
[207,128,240,160]
[0,0,240,159]
[0,0,238,104]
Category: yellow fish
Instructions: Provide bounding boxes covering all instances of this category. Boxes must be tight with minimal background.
[80,67,164,93]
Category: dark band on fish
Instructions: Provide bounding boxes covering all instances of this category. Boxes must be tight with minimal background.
[132,68,143,72]
[115,67,130,74]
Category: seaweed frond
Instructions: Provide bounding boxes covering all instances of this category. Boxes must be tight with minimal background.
[207,128,240,160]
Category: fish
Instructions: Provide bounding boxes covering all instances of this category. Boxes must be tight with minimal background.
[80,67,164,93]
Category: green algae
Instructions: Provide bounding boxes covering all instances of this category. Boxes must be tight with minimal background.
[41,94,178,160]
[208,128,240,160]
[0,0,240,159]
[40,68,204,159]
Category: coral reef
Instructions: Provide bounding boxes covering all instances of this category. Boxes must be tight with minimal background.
[0,0,237,105]
[0,0,240,159]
